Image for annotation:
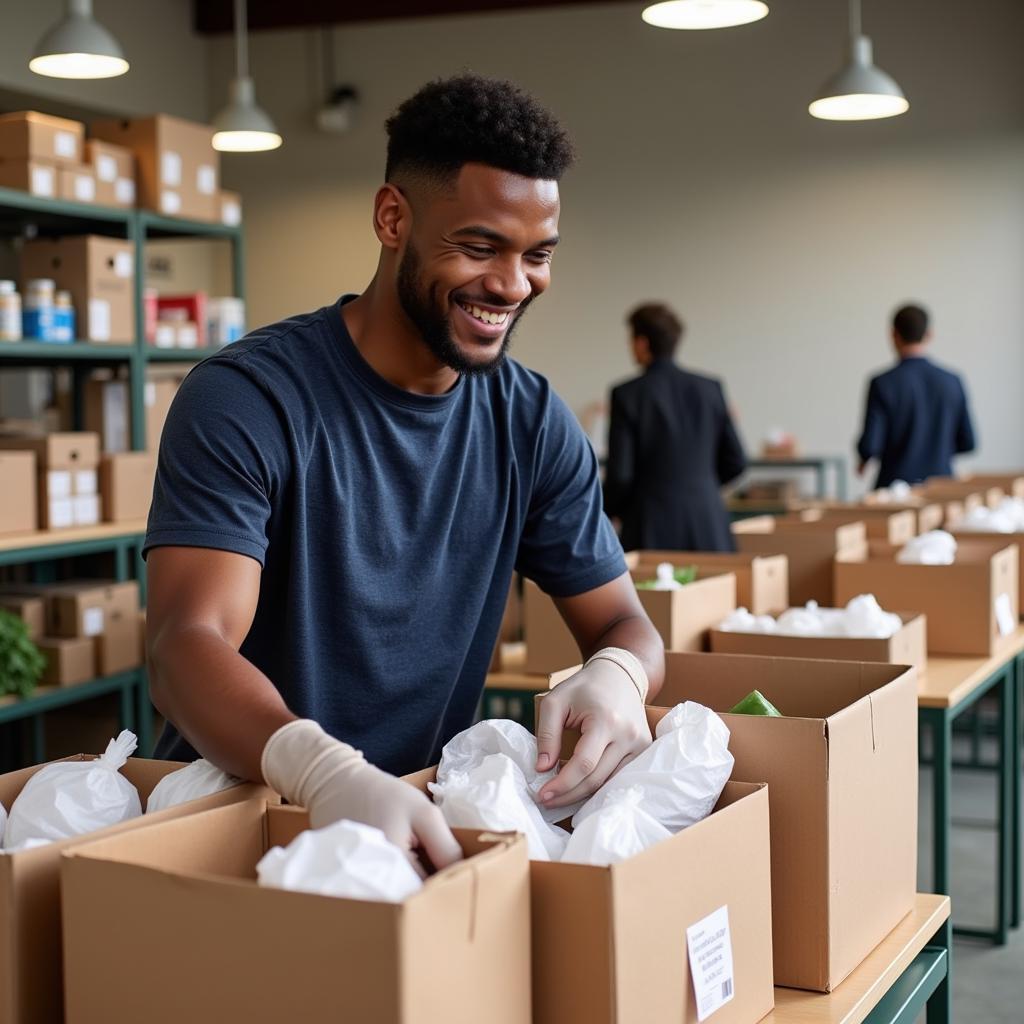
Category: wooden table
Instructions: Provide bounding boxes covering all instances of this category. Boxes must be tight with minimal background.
[767,894,950,1023]
[917,626,1024,943]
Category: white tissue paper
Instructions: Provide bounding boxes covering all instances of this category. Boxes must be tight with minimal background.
[430,753,570,861]
[572,702,733,835]
[719,595,902,639]
[897,530,958,565]
[436,719,579,824]
[145,758,240,814]
[256,819,423,902]
[956,498,1024,534]
[651,562,684,590]
[3,731,142,849]
[872,480,912,503]
[561,786,672,867]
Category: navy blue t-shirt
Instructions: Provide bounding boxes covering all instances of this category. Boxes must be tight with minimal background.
[144,297,625,776]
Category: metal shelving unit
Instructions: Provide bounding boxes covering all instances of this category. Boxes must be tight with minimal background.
[0,185,245,758]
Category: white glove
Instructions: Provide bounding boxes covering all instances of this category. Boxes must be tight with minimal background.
[261,719,462,875]
[534,648,653,810]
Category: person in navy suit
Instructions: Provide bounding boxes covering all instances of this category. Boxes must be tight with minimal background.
[857,304,976,488]
[604,303,747,551]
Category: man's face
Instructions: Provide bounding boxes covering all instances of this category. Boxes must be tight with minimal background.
[396,163,560,376]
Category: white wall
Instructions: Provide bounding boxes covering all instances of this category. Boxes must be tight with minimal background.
[208,0,1024,488]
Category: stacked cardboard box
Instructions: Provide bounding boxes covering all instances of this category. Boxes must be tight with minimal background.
[99,452,157,522]
[965,472,1024,499]
[49,580,142,677]
[0,450,36,535]
[0,111,85,201]
[0,433,101,529]
[83,139,135,208]
[0,595,45,640]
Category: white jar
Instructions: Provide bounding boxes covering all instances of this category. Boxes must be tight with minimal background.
[0,280,20,341]
[23,278,56,341]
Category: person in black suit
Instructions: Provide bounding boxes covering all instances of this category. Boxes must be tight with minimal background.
[603,303,747,552]
[856,304,976,488]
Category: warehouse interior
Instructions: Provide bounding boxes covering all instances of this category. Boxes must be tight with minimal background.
[0,1,1022,1022]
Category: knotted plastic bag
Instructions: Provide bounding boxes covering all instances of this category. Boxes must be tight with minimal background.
[3,731,142,849]
[561,786,672,866]
[256,819,423,903]
[572,702,733,834]
[430,753,570,861]
[146,758,240,814]
[0,800,6,847]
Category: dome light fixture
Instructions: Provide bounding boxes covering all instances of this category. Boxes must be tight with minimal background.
[809,0,909,121]
[30,0,129,79]
[212,0,282,153]
[641,0,769,31]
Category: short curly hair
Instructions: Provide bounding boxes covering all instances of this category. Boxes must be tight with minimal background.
[385,73,575,184]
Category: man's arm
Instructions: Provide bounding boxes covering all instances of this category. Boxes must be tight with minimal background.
[955,379,977,454]
[603,389,635,519]
[856,378,886,474]
[534,572,664,808]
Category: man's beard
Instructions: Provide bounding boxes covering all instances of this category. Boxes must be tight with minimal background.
[396,242,529,377]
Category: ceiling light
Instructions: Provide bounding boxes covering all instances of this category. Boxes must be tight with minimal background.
[212,0,282,153]
[809,0,908,121]
[642,0,769,31]
[30,0,129,79]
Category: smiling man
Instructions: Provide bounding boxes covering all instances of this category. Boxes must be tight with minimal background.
[144,75,663,872]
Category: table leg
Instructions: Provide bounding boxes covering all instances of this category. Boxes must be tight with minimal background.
[1013,652,1023,929]
[925,917,952,1024]
[997,667,1013,943]
[925,707,952,896]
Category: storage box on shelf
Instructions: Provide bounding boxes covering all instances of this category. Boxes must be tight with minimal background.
[99,452,156,523]
[0,451,36,535]
[57,166,96,205]
[83,140,134,208]
[0,595,44,640]
[0,111,84,167]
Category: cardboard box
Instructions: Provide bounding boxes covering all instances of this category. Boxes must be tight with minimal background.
[650,651,918,992]
[794,508,916,546]
[0,158,58,198]
[95,613,142,675]
[710,610,927,674]
[83,377,130,453]
[922,479,1004,509]
[851,498,945,534]
[57,164,96,205]
[834,541,1019,655]
[0,111,83,166]
[522,571,736,674]
[84,139,134,207]
[48,580,140,639]
[0,757,272,1024]
[61,801,531,1024]
[37,635,95,686]
[90,114,219,221]
[144,377,179,451]
[99,451,156,522]
[20,236,135,343]
[0,432,100,470]
[950,527,1024,618]
[625,550,789,615]
[0,451,36,535]
[0,596,45,640]
[732,517,867,605]
[966,473,1024,499]
[71,494,100,526]
[410,763,773,1024]
[218,188,242,226]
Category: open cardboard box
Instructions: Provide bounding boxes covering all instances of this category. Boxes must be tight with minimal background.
[965,473,1024,499]
[625,550,788,615]
[921,478,1005,509]
[731,516,867,606]
[846,498,945,535]
[834,540,1019,655]
[0,755,271,1024]
[407,761,774,1024]
[949,527,1024,619]
[791,508,917,546]
[551,653,918,992]
[708,610,927,674]
[60,801,531,1024]
[522,571,736,674]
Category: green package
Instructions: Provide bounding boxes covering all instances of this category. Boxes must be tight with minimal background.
[728,690,783,717]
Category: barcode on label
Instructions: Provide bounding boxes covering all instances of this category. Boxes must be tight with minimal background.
[721,979,733,999]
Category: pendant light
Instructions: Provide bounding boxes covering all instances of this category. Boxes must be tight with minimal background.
[642,0,769,31]
[30,0,129,79]
[809,0,908,121]
[212,0,282,152]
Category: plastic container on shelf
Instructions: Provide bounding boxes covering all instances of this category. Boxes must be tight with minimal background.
[207,296,245,346]
[53,290,76,342]
[22,278,57,342]
[0,280,21,341]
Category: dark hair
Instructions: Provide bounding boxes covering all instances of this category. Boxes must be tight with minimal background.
[627,303,684,359]
[893,304,929,344]
[385,74,575,184]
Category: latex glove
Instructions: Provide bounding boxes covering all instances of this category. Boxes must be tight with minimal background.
[262,719,462,876]
[534,653,653,810]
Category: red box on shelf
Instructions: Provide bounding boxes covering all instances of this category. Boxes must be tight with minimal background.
[155,293,207,347]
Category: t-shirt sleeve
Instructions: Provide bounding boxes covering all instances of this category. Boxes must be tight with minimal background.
[143,358,288,565]
[516,389,626,597]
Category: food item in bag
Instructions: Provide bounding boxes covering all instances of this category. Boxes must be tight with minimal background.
[728,690,783,717]
[561,786,671,866]
[146,758,239,813]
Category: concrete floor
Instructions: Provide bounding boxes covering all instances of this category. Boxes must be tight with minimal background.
[917,734,1024,1022]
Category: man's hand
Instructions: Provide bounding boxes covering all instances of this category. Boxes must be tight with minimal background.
[262,719,462,875]
[534,656,652,810]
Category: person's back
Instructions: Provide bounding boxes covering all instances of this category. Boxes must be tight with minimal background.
[604,303,746,551]
[857,303,975,488]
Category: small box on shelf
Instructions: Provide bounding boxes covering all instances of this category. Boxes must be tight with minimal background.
[0,111,84,167]
[0,450,37,534]
[0,158,58,198]
[38,635,95,686]
[84,139,135,208]
[57,165,97,205]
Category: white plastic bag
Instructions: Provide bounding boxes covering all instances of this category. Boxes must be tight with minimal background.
[957,498,1024,534]
[897,530,957,565]
[723,596,902,640]
[3,731,142,849]
[573,702,733,834]
[145,758,240,814]
[0,800,6,847]
[561,786,672,866]
[436,719,579,824]
[256,819,422,903]
[430,753,570,861]
[651,562,684,591]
